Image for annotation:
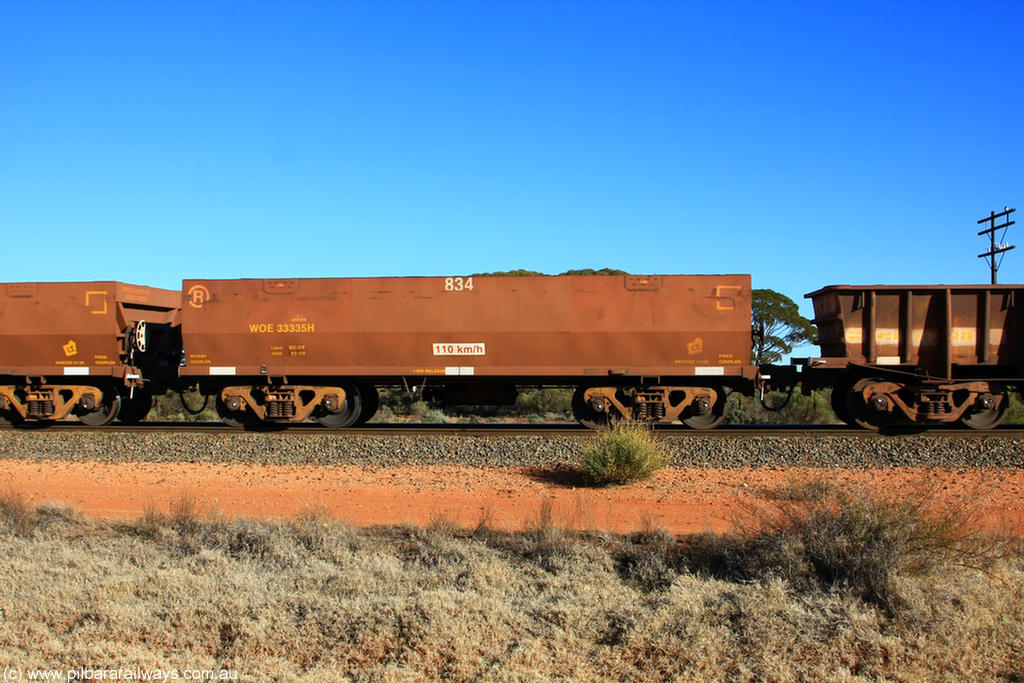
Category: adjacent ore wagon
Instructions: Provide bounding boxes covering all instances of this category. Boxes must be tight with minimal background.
[801,284,1024,429]
[0,281,181,425]
[180,274,757,428]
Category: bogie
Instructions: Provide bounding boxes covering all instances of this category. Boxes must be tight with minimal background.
[571,385,728,430]
[837,378,1009,430]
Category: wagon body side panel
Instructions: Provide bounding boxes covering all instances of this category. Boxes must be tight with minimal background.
[0,282,180,378]
[180,274,754,382]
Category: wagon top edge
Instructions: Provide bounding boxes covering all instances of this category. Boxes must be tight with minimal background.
[182,273,752,283]
[805,284,1024,298]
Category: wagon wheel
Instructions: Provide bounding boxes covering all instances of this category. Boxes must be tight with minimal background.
[354,384,379,425]
[216,394,259,428]
[572,387,612,429]
[0,400,14,425]
[118,388,155,424]
[77,391,122,427]
[316,384,363,428]
[682,387,726,430]
[844,378,893,431]
[961,385,1009,430]
[829,384,854,425]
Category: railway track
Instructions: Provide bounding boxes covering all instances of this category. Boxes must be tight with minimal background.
[4,421,1024,437]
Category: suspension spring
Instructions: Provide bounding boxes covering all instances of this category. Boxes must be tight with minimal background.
[28,400,54,419]
[266,399,295,419]
[634,395,666,421]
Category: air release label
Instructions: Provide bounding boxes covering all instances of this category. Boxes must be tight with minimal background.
[432,342,486,356]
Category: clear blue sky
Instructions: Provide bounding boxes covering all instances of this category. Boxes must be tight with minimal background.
[2,1,1021,323]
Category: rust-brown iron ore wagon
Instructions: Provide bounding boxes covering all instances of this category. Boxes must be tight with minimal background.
[801,284,1024,429]
[0,282,181,425]
[180,274,757,428]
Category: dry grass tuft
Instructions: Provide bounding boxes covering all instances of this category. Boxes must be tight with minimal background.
[472,505,495,537]
[168,491,202,532]
[428,509,462,536]
[136,504,168,540]
[577,420,670,485]
[0,488,36,537]
[697,476,1012,612]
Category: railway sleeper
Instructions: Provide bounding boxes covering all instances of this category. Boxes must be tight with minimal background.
[849,379,1008,430]
[218,385,347,423]
[0,384,107,422]
[578,385,726,429]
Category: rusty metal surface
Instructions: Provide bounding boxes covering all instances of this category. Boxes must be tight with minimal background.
[180,274,753,382]
[807,284,1023,379]
[0,282,181,378]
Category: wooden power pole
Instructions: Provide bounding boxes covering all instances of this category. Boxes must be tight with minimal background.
[977,207,1015,284]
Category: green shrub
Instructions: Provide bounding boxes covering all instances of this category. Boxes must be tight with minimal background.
[148,389,218,422]
[515,388,573,418]
[422,407,449,423]
[724,388,841,425]
[577,421,670,485]
[408,399,430,417]
[1004,391,1024,425]
[370,404,396,423]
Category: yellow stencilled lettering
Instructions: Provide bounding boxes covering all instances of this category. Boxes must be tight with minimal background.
[248,322,316,333]
[120,285,150,304]
[413,368,446,375]
[874,328,899,344]
[188,353,211,365]
[276,322,315,333]
[952,327,977,345]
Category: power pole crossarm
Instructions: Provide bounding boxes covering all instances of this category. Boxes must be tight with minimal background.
[977,207,1015,285]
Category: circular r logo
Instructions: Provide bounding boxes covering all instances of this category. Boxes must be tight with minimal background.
[187,285,211,309]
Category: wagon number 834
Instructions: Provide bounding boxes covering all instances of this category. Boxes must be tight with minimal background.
[444,277,474,292]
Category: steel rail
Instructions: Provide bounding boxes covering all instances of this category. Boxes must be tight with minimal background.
[4,422,1024,438]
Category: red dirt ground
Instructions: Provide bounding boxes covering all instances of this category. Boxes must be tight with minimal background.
[3,461,1024,535]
